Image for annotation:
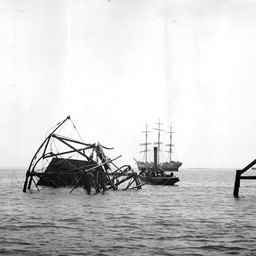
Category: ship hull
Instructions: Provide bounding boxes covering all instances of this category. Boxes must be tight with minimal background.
[139,173,179,185]
[160,161,182,172]
[136,161,182,172]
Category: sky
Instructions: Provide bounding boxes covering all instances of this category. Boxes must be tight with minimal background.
[1,0,256,169]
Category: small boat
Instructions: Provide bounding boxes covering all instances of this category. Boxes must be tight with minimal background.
[135,120,181,185]
[138,172,179,185]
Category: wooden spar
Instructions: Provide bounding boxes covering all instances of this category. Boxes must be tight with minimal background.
[107,172,141,190]
[110,165,130,176]
[23,171,30,193]
[130,183,146,189]
[233,159,256,197]
[28,174,40,191]
[51,134,91,161]
[27,175,33,189]
[42,135,52,159]
[113,174,134,187]
[124,178,135,190]
[108,164,133,190]
[241,159,256,174]
[52,134,93,147]
[86,155,121,172]
[240,176,256,179]
[100,144,114,150]
[70,155,122,193]
[70,176,83,193]
[31,176,40,191]
[95,143,112,172]
[154,147,158,172]
[107,172,142,190]
[43,146,96,160]
[94,143,114,184]
[23,136,50,192]
[134,173,142,188]
[25,135,52,179]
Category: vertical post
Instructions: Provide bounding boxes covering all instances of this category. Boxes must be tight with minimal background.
[27,175,33,189]
[23,170,30,192]
[134,173,142,189]
[154,147,158,172]
[233,170,241,197]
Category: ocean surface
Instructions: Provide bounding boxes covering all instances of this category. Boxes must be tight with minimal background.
[1,168,256,256]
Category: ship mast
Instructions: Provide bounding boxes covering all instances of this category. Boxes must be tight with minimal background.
[166,124,174,163]
[140,121,151,163]
[154,119,164,165]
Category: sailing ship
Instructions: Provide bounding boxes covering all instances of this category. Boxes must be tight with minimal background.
[135,120,182,185]
[160,123,182,172]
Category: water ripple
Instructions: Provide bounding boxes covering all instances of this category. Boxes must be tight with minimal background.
[1,169,256,255]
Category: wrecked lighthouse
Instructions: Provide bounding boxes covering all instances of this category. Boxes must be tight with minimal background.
[22,116,143,194]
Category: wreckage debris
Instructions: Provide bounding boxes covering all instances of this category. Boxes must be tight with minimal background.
[23,116,144,194]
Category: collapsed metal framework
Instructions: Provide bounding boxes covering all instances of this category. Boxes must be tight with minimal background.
[23,116,143,193]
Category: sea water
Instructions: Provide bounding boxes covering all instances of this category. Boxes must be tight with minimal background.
[1,168,256,256]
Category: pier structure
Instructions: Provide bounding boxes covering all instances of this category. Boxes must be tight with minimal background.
[233,159,256,197]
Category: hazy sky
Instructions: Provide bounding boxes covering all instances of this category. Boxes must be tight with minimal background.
[1,0,256,169]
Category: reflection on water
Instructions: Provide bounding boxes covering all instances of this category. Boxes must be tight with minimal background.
[1,168,256,255]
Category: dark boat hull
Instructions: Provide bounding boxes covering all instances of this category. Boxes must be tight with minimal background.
[139,174,179,185]
[136,161,182,172]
